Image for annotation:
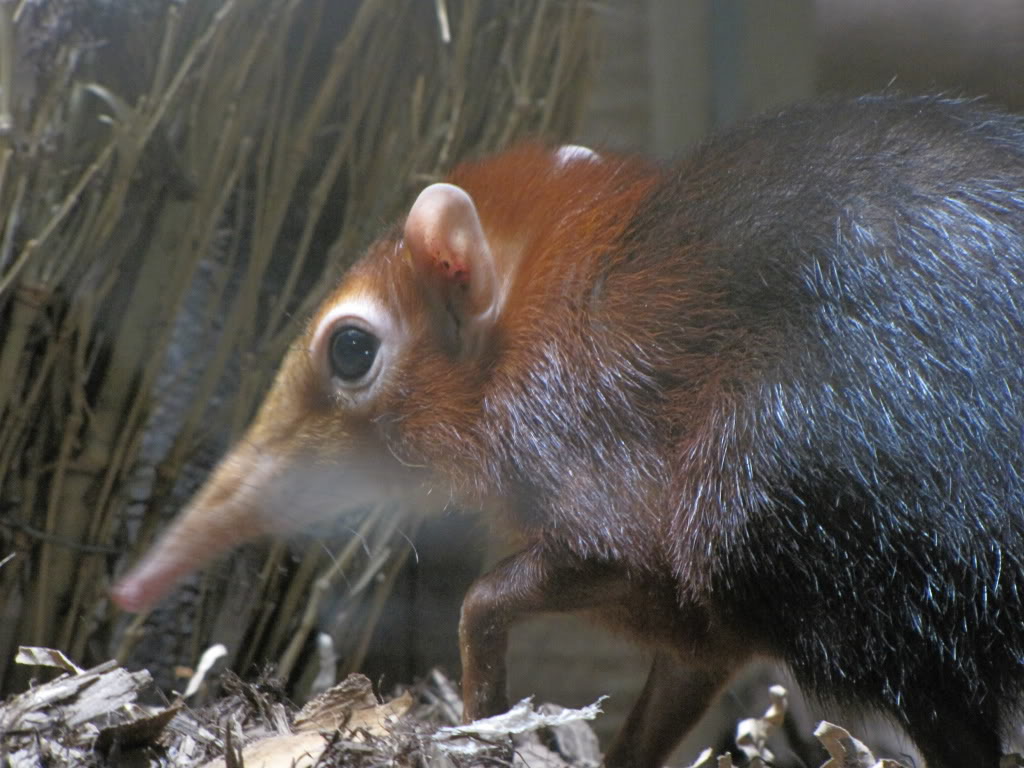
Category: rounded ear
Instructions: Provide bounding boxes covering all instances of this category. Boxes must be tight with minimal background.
[403,183,503,353]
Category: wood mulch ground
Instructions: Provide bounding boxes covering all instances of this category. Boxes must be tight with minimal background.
[0,645,981,768]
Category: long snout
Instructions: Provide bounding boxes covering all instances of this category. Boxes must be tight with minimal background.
[111,434,397,613]
[112,446,279,613]
[111,498,266,613]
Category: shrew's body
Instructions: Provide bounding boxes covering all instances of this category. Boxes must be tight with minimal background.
[117,95,1024,767]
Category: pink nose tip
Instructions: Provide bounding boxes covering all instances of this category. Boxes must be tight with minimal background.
[110,551,194,614]
[110,579,151,613]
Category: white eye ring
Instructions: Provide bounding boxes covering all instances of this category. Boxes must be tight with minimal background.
[310,296,394,394]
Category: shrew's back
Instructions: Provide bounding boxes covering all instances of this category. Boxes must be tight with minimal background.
[637,95,1024,766]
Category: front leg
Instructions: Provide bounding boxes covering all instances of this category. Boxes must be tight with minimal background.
[458,545,631,721]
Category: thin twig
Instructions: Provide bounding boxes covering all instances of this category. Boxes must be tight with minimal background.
[0,0,14,139]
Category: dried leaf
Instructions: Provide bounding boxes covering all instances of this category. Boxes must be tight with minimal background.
[815,721,910,768]
[735,684,788,763]
[183,643,228,699]
[435,697,606,757]
[15,645,84,673]
[294,673,377,731]
[94,702,182,752]
[538,702,602,767]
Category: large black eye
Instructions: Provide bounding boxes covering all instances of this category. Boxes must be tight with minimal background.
[329,326,380,382]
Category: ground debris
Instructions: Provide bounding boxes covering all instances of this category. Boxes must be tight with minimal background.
[813,721,908,768]
[5,647,1023,767]
[1,648,156,766]
[0,648,604,767]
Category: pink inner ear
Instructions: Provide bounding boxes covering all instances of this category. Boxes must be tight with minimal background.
[404,183,487,287]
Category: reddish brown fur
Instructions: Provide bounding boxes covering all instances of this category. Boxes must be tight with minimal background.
[114,143,751,768]
[330,146,667,504]
[363,148,752,712]
[401,150,669,526]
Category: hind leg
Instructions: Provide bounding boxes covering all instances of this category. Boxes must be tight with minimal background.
[604,650,736,768]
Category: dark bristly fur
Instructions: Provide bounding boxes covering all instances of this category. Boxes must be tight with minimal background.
[461,95,1024,766]
[115,94,1024,768]
[636,94,1024,765]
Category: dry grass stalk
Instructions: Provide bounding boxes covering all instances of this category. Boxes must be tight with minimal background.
[0,0,592,697]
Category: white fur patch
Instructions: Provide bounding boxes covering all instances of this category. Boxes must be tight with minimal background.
[555,144,599,166]
[310,293,394,357]
[309,292,400,401]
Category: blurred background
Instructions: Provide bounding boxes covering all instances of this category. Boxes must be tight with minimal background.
[582,0,1024,155]
[1,1,1022,765]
